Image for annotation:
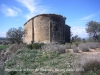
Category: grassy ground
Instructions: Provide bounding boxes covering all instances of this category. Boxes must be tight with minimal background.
[4,48,98,75]
[0,45,9,51]
[3,42,100,75]
[4,48,79,75]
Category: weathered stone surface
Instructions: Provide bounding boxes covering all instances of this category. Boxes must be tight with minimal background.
[24,14,70,44]
[34,16,50,43]
[24,20,33,44]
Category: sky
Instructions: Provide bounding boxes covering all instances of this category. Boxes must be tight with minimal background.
[0,0,100,38]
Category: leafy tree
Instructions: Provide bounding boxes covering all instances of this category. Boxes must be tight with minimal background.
[86,21,100,41]
[6,27,26,44]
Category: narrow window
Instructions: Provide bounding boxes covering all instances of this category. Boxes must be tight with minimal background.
[54,24,58,31]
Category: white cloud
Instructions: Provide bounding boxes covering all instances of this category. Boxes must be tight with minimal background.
[74,14,96,24]
[0,32,6,37]
[1,4,21,17]
[13,7,22,13]
[79,14,96,21]
[16,0,49,19]
[71,26,88,38]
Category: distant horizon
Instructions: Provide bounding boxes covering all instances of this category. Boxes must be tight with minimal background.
[0,36,89,39]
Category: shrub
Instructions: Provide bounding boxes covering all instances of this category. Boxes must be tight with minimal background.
[73,48,79,53]
[66,45,71,49]
[81,47,89,52]
[79,43,89,52]
[27,43,44,49]
[71,44,77,49]
[32,43,42,49]
[83,60,100,73]
[71,44,79,53]
[75,42,79,47]
[65,43,73,49]
[80,54,100,74]
[41,44,66,54]
[85,42,100,49]
[67,43,72,49]
[26,44,32,49]
[78,42,100,51]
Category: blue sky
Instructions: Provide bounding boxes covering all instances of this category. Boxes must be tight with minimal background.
[0,0,100,38]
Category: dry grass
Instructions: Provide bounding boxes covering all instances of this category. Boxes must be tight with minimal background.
[41,43,66,54]
[80,53,100,73]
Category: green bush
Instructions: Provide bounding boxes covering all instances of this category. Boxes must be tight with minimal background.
[26,44,32,49]
[26,43,44,49]
[32,43,42,49]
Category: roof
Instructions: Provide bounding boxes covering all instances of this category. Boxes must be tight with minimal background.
[24,13,66,25]
[65,24,71,28]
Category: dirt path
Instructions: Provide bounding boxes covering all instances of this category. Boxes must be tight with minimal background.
[75,48,100,55]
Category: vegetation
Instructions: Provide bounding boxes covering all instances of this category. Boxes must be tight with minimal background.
[80,54,100,75]
[6,27,26,44]
[4,48,79,75]
[78,43,89,52]
[2,41,100,75]
[0,45,9,51]
[83,60,100,74]
[73,48,79,53]
[41,44,66,54]
[86,21,100,41]
[2,15,100,75]
[26,43,44,49]
[71,35,81,43]
[79,42,97,52]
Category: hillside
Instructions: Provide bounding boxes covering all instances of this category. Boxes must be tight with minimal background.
[0,42,100,75]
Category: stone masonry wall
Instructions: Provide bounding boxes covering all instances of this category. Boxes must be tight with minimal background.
[34,16,51,43]
[24,14,70,44]
[24,20,33,44]
[50,16,65,43]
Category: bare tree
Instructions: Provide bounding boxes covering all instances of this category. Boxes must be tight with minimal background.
[71,35,81,42]
[6,27,26,44]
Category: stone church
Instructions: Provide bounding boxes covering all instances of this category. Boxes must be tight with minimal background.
[23,14,70,44]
